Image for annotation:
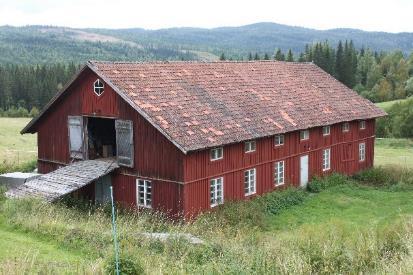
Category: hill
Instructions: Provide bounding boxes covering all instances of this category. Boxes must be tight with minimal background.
[1,22,413,64]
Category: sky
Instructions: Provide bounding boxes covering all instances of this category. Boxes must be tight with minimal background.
[0,0,411,33]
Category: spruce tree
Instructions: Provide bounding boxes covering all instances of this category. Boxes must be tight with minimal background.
[274,49,285,61]
[286,49,294,62]
[263,53,270,60]
[219,53,226,61]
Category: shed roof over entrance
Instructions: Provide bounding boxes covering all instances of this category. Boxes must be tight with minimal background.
[6,158,119,201]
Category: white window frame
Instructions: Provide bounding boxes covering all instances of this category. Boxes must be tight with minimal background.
[93,79,105,96]
[342,122,350,132]
[137,179,152,208]
[300,130,309,141]
[245,140,256,153]
[322,148,331,171]
[274,134,284,146]
[359,120,366,130]
[210,147,223,161]
[274,161,285,186]
[322,125,331,136]
[244,168,256,196]
[210,177,224,207]
[359,143,366,162]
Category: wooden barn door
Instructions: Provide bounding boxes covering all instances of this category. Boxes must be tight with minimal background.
[68,116,84,159]
[115,119,134,167]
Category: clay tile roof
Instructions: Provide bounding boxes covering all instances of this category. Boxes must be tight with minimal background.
[88,61,386,152]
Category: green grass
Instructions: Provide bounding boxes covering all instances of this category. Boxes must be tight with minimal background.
[0,168,413,273]
[0,117,37,164]
[375,98,411,111]
[375,138,413,168]
[269,184,413,231]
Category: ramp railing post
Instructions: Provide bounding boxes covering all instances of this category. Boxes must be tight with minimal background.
[110,186,120,275]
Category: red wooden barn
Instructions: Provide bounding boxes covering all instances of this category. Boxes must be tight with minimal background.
[21,61,386,217]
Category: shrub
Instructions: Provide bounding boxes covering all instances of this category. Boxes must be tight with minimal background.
[104,254,144,275]
[307,174,349,193]
[354,167,400,187]
[260,188,308,215]
[29,106,40,117]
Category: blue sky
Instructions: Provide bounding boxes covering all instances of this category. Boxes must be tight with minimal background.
[0,0,411,33]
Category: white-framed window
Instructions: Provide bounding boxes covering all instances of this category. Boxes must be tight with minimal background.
[359,120,366,130]
[274,134,284,146]
[93,79,104,96]
[322,125,331,136]
[359,143,366,162]
[274,161,285,186]
[244,168,256,196]
[210,177,224,207]
[210,147,223,161]
[342,122,350,132]
[322,148,331,171]
[300,130,309,141]
[137,179,151,208]
[245,140,256,153]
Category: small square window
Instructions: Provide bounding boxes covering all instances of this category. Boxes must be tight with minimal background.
[245,140,256,153]
[210,177,224,207]
[342,122,350,132]
[322,126,330,136]
[274,134,284,146]
[359,121,366,130]
[210,147,223,161]
[300,130,309,141]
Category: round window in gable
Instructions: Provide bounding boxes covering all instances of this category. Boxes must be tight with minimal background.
[93,79,104,96]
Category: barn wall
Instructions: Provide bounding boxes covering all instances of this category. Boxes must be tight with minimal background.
[112,172,183,217]
[182,119,376,216]
[35,68,184,182]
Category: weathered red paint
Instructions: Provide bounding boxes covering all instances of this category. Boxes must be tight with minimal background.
[181,120,375,217]
[33,67,376,219]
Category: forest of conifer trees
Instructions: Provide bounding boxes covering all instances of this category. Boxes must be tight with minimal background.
[0,40,412,116]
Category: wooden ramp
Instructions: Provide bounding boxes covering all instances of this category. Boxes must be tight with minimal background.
[6,158,119,202]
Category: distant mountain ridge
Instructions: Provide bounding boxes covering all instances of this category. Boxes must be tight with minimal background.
[0,22,412,64]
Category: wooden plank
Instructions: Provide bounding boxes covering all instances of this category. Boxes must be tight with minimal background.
[5,158,119,201]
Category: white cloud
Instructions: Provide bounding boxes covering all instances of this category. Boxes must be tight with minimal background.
[0,0,411,32]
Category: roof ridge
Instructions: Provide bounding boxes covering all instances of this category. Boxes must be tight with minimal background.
[88,60,314,65]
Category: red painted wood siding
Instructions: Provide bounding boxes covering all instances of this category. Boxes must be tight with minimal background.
[112,173,183,217]
[182,120,375,216]
[35,68,185,213]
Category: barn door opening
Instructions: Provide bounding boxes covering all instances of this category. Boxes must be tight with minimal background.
[86,117,116,160]
[115,120,134,167]
[68,116,84,159]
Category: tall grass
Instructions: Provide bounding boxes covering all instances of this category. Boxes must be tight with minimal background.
[0,167,412,273]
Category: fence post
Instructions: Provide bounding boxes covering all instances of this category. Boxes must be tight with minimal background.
[110,186,120,275]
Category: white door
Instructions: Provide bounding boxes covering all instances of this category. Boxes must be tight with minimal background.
[300,155,309,187]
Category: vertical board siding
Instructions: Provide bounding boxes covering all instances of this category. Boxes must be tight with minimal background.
[112,173,183,216]
[182,120,376,217]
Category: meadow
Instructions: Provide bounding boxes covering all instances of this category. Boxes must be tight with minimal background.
[0,117,37,165]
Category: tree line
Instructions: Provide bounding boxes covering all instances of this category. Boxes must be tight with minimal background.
[0,63,79,113]
[223,40,413,103]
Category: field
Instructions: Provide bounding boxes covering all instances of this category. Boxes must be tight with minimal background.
[0,118,37,164]
[0,117,413,273]
[375,98,411,110]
